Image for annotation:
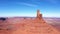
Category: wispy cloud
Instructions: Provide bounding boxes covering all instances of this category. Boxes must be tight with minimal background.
[17,2,38,7]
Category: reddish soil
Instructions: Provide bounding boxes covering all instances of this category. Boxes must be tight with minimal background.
[0,17,60,34]
[0,10,60,34]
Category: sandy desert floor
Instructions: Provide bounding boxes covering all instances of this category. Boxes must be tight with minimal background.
[0,17,60,34]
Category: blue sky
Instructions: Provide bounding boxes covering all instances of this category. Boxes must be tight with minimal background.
[0,0,60,17]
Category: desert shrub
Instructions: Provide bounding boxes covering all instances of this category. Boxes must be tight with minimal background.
[0,17,6,21]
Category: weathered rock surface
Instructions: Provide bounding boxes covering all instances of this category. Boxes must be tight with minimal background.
[0,10,60,34]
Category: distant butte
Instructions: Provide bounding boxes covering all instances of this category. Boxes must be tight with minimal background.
[0,10,60,34]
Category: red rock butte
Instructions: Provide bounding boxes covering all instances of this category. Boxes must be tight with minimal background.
[0,10,60,34]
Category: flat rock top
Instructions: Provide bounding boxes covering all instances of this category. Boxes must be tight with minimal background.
[0,18,60,34]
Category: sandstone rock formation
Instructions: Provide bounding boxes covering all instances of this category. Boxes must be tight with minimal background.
[37,10,42,19]
[12,10,60,34]
[0,10,60,34]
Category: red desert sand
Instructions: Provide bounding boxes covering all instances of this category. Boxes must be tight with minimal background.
[0,10,60,34]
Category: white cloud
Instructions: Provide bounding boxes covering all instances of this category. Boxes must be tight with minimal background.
[17,2,38,7]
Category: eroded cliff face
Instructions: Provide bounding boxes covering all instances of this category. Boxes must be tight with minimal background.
[0,10,60,34]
